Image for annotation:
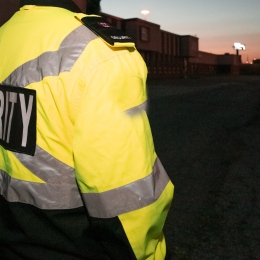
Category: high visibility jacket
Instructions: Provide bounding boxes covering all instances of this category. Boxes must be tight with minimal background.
[0,2,174,260]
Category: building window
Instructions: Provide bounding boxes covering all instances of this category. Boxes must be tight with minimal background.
[140,26,150,42]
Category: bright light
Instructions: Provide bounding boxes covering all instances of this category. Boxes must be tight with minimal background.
[233,42,246,50]
[141,10,150,20]
[141,10,150,15]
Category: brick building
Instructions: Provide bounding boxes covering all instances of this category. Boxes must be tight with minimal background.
[0,4,241,79]
[102,13,241,79]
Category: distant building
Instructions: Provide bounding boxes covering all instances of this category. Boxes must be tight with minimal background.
[253,58,260,64]
[102,13,241,78]
[240,58,260,75]
[0,7,242,78]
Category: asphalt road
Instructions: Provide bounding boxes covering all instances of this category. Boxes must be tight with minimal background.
[147,76,260,260]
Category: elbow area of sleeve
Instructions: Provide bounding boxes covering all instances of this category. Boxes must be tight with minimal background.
[80,157,172,218]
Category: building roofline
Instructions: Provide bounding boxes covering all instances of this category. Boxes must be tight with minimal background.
[123,17,160,27]
[102,13,160,27]
[101,12,124,21]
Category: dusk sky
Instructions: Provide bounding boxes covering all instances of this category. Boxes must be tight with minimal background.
[101,0,260,63]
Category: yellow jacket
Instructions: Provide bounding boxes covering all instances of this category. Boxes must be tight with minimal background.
[0,4,174,260]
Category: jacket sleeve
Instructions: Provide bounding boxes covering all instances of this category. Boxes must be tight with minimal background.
[72,41,174,260]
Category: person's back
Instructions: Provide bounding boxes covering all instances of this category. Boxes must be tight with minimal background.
[0,1,174,259]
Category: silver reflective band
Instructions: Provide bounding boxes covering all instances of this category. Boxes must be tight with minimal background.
[2,25,97,87]
[0,146,83,209]
[124,101,148,116]
[82,157,170,218]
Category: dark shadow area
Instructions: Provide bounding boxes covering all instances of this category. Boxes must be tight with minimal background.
[0,0,20,26]
[148,75,260,259]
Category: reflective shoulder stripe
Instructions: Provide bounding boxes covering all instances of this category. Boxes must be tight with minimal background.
[82,157,170,218]
[2,25,97,87]
[0,146,83,209]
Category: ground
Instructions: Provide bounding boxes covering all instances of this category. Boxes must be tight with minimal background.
[147,76,260,260]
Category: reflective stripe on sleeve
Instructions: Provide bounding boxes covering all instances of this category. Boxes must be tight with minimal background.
[2,25,97,87]
[82,157,170,218]
[0,146,83,209]
[124,101,148,116]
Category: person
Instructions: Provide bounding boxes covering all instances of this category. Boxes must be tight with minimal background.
[0,0,174,259]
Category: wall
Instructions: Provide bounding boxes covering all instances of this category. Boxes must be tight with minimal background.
[124,19,161,52]
[180,36,199,58]
[191,51,218,65]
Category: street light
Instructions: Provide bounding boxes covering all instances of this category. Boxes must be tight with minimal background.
[141,10,150,20]
[233,42,246,55]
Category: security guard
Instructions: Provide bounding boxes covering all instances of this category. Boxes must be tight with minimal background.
[0,0,174,259]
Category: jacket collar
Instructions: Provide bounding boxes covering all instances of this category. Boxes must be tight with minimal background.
[20,0,81,12]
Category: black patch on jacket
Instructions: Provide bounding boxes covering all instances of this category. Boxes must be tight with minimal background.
[81,16,133,46]
[0,85,36,156]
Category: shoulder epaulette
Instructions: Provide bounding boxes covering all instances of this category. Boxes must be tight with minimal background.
[80,16,135,48]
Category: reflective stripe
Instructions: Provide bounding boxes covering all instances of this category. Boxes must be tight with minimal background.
[2,25,97,87]
[124,101,148,116]
[0,25,94,209]
[0,146,83,209]
[82,157,170,218]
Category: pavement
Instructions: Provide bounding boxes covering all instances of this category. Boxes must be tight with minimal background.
[147,76,260,260]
